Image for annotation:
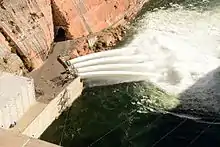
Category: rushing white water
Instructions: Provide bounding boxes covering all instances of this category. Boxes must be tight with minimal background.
[79,71,151,87]
[77,63,148,73]
[71,2,220,96]
[68,48,136,64]
[122,7,220,94]
[73,55,148,68]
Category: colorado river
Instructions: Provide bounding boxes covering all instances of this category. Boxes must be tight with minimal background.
[41,0,220,146]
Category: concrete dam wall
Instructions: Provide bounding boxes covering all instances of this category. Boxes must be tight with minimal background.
[0,0,145,72]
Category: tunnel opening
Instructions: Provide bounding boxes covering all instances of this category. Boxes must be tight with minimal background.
[54,27,66,42]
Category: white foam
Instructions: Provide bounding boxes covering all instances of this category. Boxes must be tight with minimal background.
[119,7,220,94]
[73,5,220,95]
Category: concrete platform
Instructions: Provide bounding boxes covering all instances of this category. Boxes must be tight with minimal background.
[0,72,36,129]
[0,128,59,147]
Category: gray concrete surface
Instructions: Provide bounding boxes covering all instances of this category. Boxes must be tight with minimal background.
[0,72,36,129]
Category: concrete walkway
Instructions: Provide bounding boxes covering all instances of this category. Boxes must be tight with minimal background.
[0,128,60,147]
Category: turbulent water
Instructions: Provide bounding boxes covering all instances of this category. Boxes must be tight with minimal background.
[128,6,220,94]
[72,0,220,117]
[41,0,220,147]
[120,1,220,118]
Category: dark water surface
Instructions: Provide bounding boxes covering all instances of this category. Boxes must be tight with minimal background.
[41,0,220,146]
[41,82,220,147]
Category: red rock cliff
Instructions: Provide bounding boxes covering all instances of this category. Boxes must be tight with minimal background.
[0,0,145,71]
[0,0,53,70]
[52,0,144,38]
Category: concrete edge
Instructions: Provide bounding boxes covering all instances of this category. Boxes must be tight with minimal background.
[0,128,60,147]
[10,77,83,139]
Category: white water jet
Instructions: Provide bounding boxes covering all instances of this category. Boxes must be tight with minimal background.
[78,71,154,87]
[77,63,149,73]
[78,71,152,79]
[68,48,137,64]
[74,55,148,68]
[71,3,220,96]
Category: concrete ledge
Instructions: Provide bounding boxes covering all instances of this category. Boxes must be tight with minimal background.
[0,128,59,147]
[10,77,83,138]
[10,103,47,135]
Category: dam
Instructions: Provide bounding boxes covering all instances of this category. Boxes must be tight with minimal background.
[1,0,220,146]
[0,0,146,146]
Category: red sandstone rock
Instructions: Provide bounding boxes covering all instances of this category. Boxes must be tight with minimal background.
[68,24,128,60]
[78,49,86,56]
[0,0,146,71]
[0,32,25,74]
[52,0,89,38]
[83,0,103,11]
[37,0,54,49]
[0,0,53,69]
[0,32,24,75]
[0,33,11,57]
[71,49,79,58]
[53,0,143,38]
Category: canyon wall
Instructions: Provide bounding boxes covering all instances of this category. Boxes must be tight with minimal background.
[52,0,144,38]
[0,0,53,70]
[0,0,145,72]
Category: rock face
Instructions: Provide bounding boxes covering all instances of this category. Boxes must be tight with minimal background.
[0,0,54,69]
[0,31,24,75]
[52,0,144,39]
[0,0,145,72]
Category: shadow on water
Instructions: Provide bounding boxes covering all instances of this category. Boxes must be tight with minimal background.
[41,67,220,147]
[173,67,220,121]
